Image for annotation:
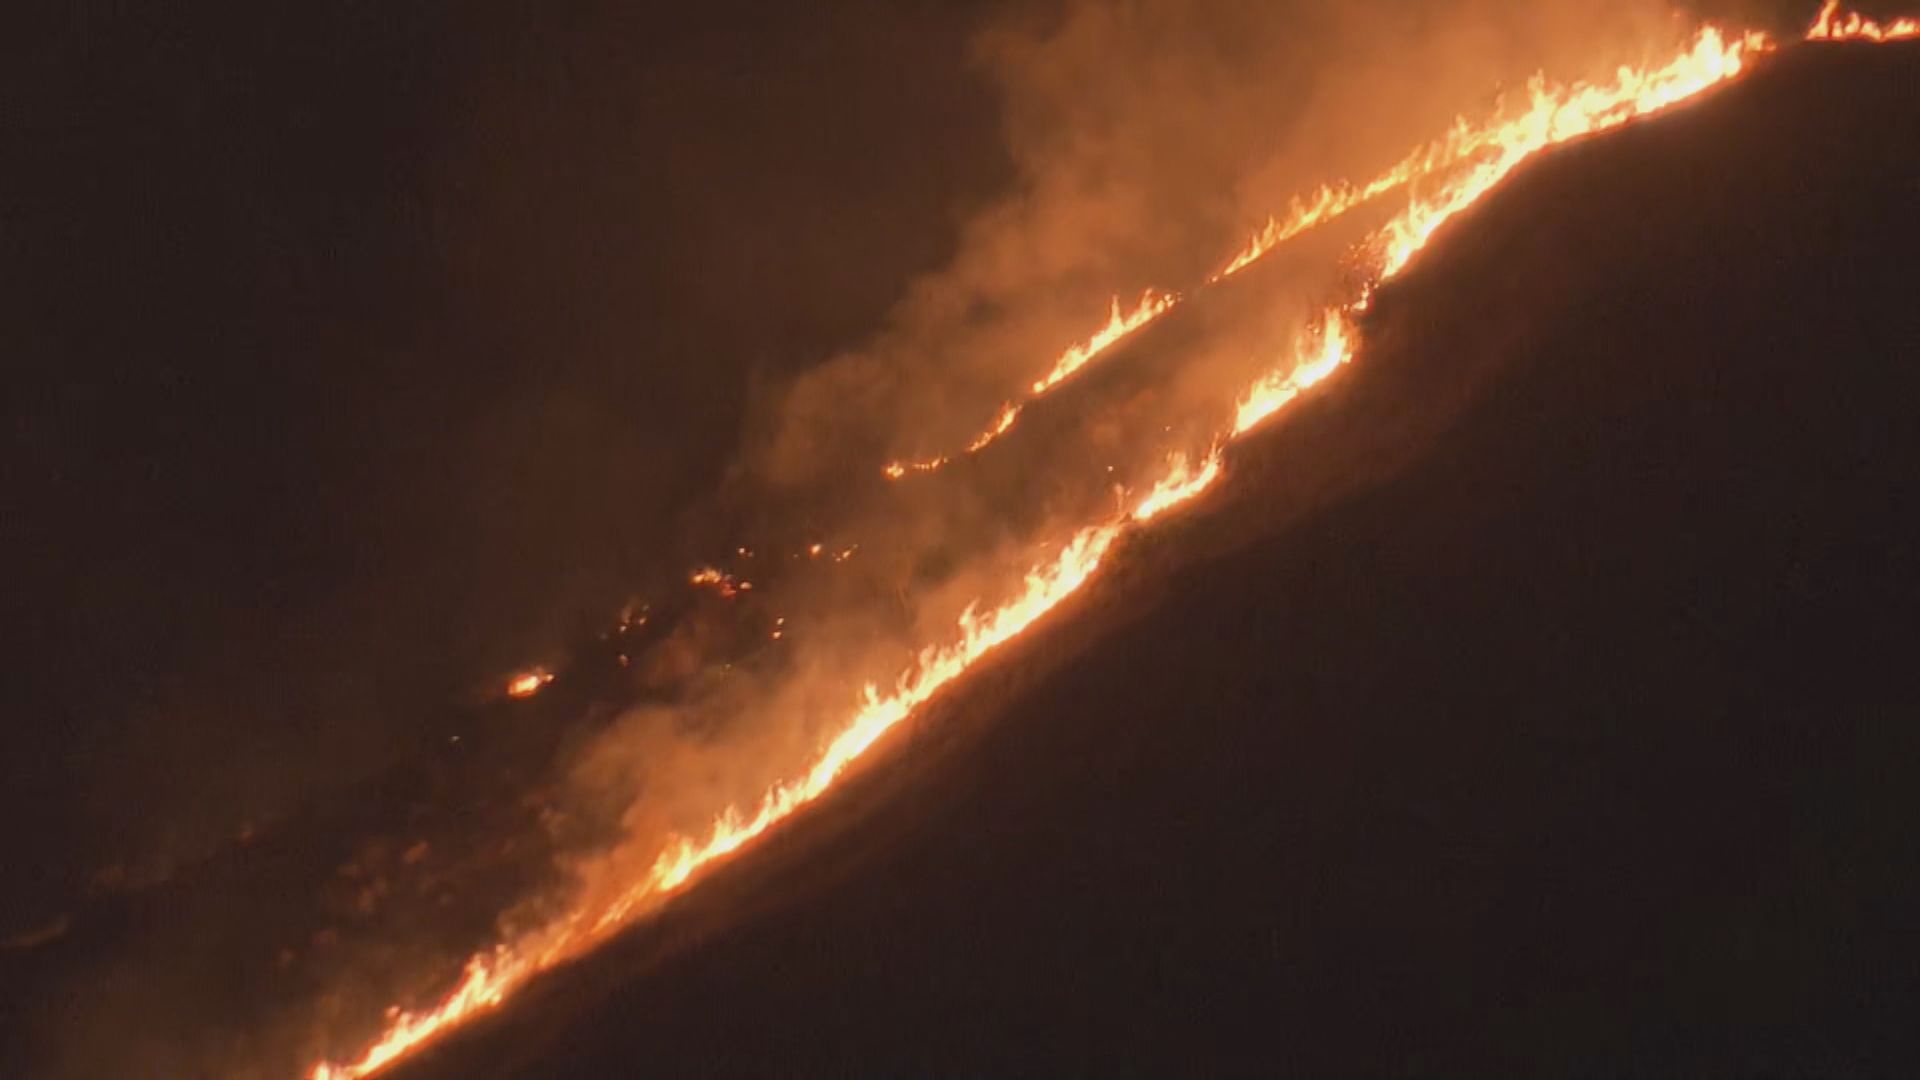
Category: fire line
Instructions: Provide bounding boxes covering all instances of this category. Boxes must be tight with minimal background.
[307,12,1909,1078]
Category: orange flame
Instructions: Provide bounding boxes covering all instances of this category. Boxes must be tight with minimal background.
[886,290,1178,479]
[306,16,1918,1078]
[886,1,1897,484]
[1808,1,1919,40]
[881,455,948,480]
[308,518,1131,1080]
[964,402,1022,453]
[1372,28,1769,282]
[1235,310,1355,436]
[689,566,750,598]
[1031,289,1181,395]
[504,671,552,699]
[1132,449,1224,523]
[1212,115,1505,281]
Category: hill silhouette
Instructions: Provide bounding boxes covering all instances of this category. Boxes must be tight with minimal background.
[394,40,1920,1079]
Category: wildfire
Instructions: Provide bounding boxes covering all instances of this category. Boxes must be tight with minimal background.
[504,670,553,699]
[1235,310,1355,436]
[1808,0,1919,40]
[306,11,1910,1078]
[965,402,1022,453]
[1211,114,1508,281]
[689,566,751,598]
[1031,289,1181,395]
[881,455,948,480]
[884,289,1179,479]
[1132,450,1224,523]
[1373,27,1770,281]
[307,519,1131,1080]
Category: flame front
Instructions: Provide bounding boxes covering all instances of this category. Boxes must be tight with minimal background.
[965,402,1022,453]
[1211,115,1507,281]
[1235,309,1354,436]
[504,671,552,699]
[885,289,1179,478]
[1031,289,1181,395]
[1808,0,1919,40]
[1132,450,1224,523]
[308,12,1914,1078]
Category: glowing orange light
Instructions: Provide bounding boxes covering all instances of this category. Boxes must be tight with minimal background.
[307,16,1918,1078]
[504,671,552,699]
[965,402,1022,453]
[1212,115,1504,281]
[1235,310,1354,436]
[881,455,948,480]
[889,290,1179,478]
[1808,1,1919,40]
[1132,450,1224,522]
[689,566,746,598]
[1031,289,1180,396]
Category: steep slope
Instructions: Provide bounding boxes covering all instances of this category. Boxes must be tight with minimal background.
[396,40,1920,1079]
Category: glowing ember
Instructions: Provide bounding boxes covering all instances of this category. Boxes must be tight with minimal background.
[306,14,1913,1078]
[881,455,948,480]
[504,671,552,699]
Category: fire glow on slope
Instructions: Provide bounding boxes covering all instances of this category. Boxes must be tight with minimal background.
[883,289,1178,478]
[503,671,552,699]
[887,14,1789,482]
[886,100,1548,482]
[1211,117,1509,281]
[1808,0,1919,39]
[1031,290,1182,395]
[308,13,1908,1078]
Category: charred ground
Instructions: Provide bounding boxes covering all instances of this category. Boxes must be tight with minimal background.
[394,41,1920,1078]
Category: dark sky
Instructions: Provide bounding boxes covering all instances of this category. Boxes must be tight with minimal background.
[5,0,1009,919]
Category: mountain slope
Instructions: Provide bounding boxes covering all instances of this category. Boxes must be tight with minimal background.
[398,41,1920,1078]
